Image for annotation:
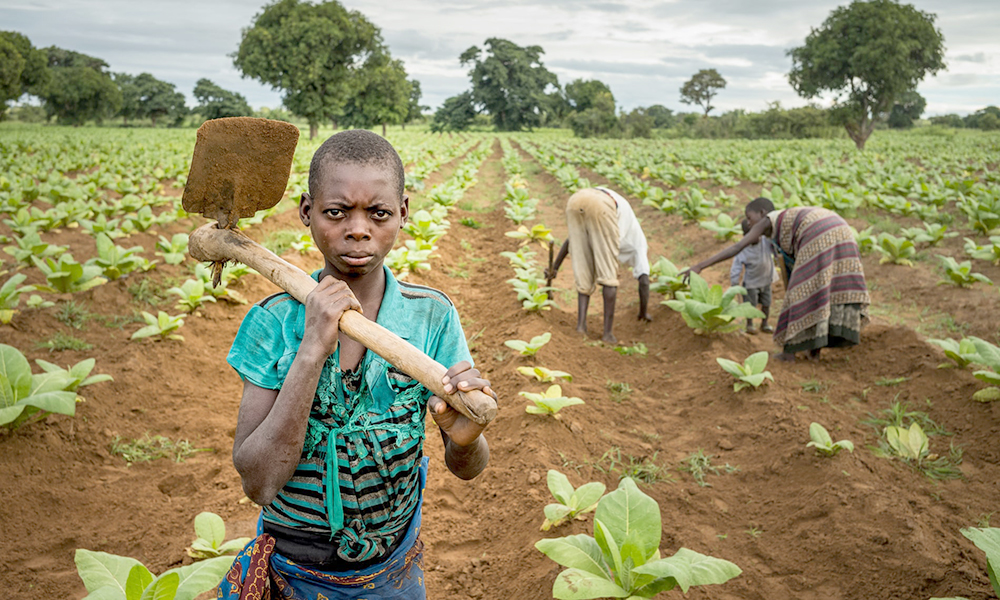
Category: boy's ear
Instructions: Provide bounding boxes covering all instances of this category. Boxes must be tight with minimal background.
[399,194,409,226]
[299,193,313,225]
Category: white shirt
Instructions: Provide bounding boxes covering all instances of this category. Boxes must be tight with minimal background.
[597,187,650,278]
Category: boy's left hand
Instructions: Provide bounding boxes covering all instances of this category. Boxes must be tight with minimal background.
[429,361,494,447]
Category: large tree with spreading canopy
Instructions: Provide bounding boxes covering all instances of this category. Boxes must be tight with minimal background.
[787,0,945,149]
[459,38,557,131]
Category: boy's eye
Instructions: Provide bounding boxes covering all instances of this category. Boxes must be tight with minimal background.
[324,208,344,218]
[373,209,392,220]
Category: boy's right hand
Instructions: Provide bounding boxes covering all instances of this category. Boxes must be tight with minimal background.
[301,276,361,357]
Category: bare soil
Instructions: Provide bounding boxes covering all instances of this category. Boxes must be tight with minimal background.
[0,141,998,600]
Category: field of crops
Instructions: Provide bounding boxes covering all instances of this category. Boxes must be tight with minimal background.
[1,123,999,600]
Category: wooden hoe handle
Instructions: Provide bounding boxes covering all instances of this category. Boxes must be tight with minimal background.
[188,223,498,425]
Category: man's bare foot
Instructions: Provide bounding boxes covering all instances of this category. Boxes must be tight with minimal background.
[602,333,618,345]
[576,325,587,336]
[638,312,653,322]
[774,352,796,362]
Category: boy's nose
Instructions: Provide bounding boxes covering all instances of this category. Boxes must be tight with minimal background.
[344,215,371,240]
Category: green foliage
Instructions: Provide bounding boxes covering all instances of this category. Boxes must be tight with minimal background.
[676,188,717,222]
[507,268,555,311]
[187,512,251,560]
[87,233,149,281]
[663,273,764,334]
[34,358,112,395]
[74,547,234,600]
[899,222,955,246]
[460,38,557,131]
[36,332,93,352]
[679,449,738,487]
[787,0,945,149]
[936,256,992,288]
[166,279,217,313]
[403,209,449,246]
[0,273,36,324]
[541,470,606,531]
[522,384,584,418]
[605,381,632,403]
[873,233,916,266]
[115,72,187,126]
[806,422,854,457]
[968,337,1000,402]
[535,477,741,599]
[699,213,742,241]
[4,229,67,265]
[504,332,551,357]
[130,311,185,342]
[505,224,554,246]
[716,351,773,392]
[879,421,963,480]
[927,337,980,369]
[32,253,107,293]
[385,240,432,279]
[648,257,689,299]
[0,31,50,109]
[430,91,476,133]
[38,47,122,125]
[958,527,1000,598]
[613,343,648,357]
[340,54,411,132]
[887,90,926,129]
[680,68,727,117]
[518,366,572,383]
[0,343,78,430]
[233,0,384,136]
[155,234,189,266]
[963,236,1000,265]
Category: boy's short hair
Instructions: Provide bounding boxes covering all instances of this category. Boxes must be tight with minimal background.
[741,218,751,235]
[746,196,775,215]
[308,130,405,201]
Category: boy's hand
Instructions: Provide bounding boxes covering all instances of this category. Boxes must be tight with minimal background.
[300,276,361,357]
[429,360,493,446]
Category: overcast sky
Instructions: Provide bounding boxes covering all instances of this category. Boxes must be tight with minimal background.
[3,0,998,116]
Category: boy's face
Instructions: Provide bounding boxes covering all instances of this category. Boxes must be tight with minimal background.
[745,208,765,225]
[300,161,408,280]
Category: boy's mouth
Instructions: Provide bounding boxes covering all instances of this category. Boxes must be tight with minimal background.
[342,254,373,267]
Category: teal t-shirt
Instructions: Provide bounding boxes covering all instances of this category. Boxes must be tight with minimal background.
[227,266,471,563]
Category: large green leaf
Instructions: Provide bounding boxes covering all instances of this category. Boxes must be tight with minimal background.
[688,272,709,300]
[571,482,606,511]
[545,503,574,523]
[552,568,629,600]
[30,370,76,395]
[0,344,32,404]
[595,478,660,565]
[168,554,236,600]
[19,390,77,416]
[139,572,179,600]
[0,404,26,426]
[536,534,610,578]
[632,547,742,593]
[970,337,1000,370]
[75,549,144,597]
[193,512,226,549]
[960,527,1000,596]
[125,565,154,600]
[744,351,769,374]
[547,470,575,505]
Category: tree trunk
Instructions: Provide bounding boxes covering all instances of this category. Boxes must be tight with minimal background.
[401,121,406,131]
[151,115,158,127]
[331,119,338,131]
[309,122,318,140]
[382,122,386,137]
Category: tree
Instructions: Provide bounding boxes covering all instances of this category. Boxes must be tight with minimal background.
[459,38,558,131]
[0,31,50,118]
[192,78,252,121]
[645,104,675,129]
[887,91,926,129]
[929,114,964,128]
[564,78,614,112]
[116,72,187,126]
[430,92,476,133]
[680,69,726,117]
[568,89,619,138]
[38,47,121,125]
[787,0,945,149]
[403,79,427,128]
[340,53,410,137]
[965,106,1000,131]
[233,0,384,139]
[620,108,654,138]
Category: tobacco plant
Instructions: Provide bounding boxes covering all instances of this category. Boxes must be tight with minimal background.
[0,274,36,324]
[88,233,150,280]
[4,229,68,266]
[963,236,1000,265]
[937,256,992,288]
[806,423,854,457]
[0,343,78,430]
[927,337,980,369]
[522,384,584,418]
[535,477,741,599]
[899,223,956,246]
[34,358,112,395]
[167,279,217,312]
[75,547,234,600]
[33,254,107,293]
[648,257,689,299]
[968,337,1000,402]
[716,351,773,392]
[874,233,916,266]
[518,366,572,383]
[541,470,606,531]
[187,512,251,559]
[505,332,551,357]
[699,213,742,241]
[131,311,185,341]
[663,273,763,334]
[155,233,189,266]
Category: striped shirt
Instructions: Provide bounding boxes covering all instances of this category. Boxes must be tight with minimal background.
[227,266,471,563]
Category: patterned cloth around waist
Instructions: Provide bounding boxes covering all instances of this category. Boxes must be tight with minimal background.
[217,458,428,600]
[771,207,870,346]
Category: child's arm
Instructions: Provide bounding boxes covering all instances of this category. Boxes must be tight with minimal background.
[429,360,494,480]
[684,217,769,280]
[232,276,360,505]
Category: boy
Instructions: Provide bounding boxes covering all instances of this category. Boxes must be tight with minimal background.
[220,130,494,599]
[546,186,651,345]
[729,218,774,334]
